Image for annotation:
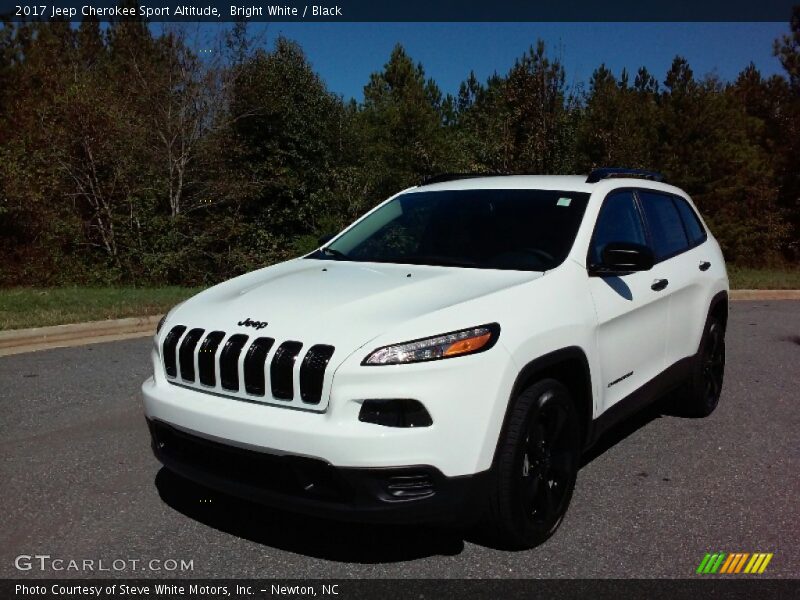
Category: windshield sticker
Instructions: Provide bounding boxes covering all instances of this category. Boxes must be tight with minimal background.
[557,197,572,207]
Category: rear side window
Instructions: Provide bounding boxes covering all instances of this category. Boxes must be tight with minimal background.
[672,196,706,246]
[589,191,646,265]
[639,191,690,260]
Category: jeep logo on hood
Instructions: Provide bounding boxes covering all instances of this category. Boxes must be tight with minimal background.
[237,317,268,330]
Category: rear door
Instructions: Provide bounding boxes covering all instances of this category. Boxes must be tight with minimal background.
[587,190,669,412]
[638,190,710,365]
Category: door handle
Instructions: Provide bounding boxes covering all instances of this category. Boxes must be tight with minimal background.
[651,278,669,291]
[699,261,711,271]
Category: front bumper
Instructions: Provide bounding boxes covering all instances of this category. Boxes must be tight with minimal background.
[142,337,516,477]
[148,418,489,524]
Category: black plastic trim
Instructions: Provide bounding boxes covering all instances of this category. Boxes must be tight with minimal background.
[148,419,489,524]
[588,355,695,446]
[219,334,249,391]
[162,325,187,378]
[178,328,205,382]
[358,399,433,428]
[271,341,303,400]
[586,168,664,184]
[299,344,335,404]
[243,337,275,396]
[499,346,594,454]
[198,331,225,387]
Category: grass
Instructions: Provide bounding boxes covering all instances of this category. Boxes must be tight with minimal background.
[727,266,800,290]
[0,287,200,331]
[0,267,798,330]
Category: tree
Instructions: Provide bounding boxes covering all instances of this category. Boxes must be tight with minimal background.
[771,7,800,258]
[455,41,576,174]
[657,57,788,262]
[225,37,346,265]
[361,44,454,197]
[774,6,800,91]
[576,64,659,170]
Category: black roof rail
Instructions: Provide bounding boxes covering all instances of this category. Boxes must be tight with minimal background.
[420,173,501,186]
[586,168,664,184]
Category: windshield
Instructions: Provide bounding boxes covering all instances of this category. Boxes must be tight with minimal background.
[309,189,590,271]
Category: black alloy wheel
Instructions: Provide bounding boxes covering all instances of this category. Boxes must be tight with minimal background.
[518,394,575,528]
[484,378,580,549]
[702,320,725,407]
[678,314,726,418]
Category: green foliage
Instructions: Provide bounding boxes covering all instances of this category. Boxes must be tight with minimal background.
[0,20,798,288]
[0,286,199,330]
[454,42,577,174]
[361,44,457,196]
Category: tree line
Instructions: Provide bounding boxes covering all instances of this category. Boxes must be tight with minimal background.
[1,12,798,286]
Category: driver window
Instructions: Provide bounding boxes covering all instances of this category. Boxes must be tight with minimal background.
[589,191,647,266]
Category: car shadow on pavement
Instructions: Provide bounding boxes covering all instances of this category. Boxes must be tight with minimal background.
[155,468,466,563]
[580,397,670,467]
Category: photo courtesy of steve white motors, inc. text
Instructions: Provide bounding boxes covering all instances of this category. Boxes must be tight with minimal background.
[14,3,344,18]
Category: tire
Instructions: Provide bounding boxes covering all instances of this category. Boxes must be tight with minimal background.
[483,378,580,549]
[679,314,726,417]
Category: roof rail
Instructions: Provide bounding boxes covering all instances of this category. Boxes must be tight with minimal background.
[586,168,664,184]
[420,173,501,186]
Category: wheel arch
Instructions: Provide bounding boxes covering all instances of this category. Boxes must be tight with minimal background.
[702,290,729,351]
[492,347,594,466]
[708,290,728,325]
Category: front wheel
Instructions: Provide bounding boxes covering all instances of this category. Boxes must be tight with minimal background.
[483,378,580,549]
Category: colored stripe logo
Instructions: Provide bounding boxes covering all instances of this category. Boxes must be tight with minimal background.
[697,552,773,574]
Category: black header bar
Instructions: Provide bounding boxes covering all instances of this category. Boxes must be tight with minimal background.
[3,579,800,600]
[1,0,796,22]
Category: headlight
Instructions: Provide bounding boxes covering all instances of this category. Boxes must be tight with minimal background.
[362,324,500,366]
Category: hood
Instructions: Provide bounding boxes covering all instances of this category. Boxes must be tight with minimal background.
[171,258,541,354]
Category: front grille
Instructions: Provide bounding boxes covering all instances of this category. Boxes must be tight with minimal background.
[162,326,187,377]
[179,328,205,382]
[271,341,303,400]
[161,325,335,411]
[198,331,225,386]
[219,334,249,391]
[243,337,274,396]
[300,345,336,404]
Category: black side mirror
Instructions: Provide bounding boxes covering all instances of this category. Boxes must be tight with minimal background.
[317,233,336,246]
[591,242,654,274]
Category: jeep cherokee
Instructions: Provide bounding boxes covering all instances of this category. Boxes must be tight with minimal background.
[143,168,728,548]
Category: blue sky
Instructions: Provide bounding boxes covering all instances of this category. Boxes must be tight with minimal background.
[183,22,789,100]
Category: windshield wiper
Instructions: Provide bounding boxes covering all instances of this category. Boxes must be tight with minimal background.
[403,255,480,268]
[320,247,350,260]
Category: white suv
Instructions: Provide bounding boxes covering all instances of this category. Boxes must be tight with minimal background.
[143,169,728,548]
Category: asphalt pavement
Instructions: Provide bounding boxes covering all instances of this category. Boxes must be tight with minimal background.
[1,301,798,579]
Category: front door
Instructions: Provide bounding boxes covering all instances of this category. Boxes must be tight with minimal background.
[587,190,669,412]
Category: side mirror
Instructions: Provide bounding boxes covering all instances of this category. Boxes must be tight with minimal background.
[591,242,654,274]
[317,232,336,246]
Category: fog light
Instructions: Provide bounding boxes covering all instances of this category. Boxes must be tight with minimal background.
[358,399,432,428]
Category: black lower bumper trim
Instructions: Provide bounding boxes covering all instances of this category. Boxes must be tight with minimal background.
[147,419,489,524]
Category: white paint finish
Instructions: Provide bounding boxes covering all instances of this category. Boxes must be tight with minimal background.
[588,268,670,409]
[143,175,728,478]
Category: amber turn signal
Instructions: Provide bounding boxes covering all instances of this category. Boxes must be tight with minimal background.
[443,332,493,357]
